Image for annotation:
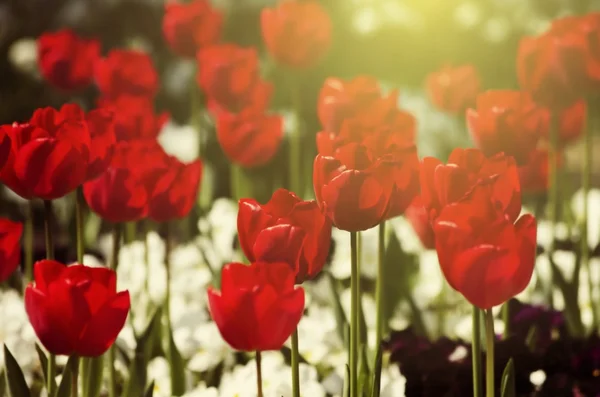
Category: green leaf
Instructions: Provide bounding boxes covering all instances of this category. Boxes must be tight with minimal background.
[358,344,371,397]
[3,345,31,397]
[56,356,77,397]
[167,326,186,395]
[326,271,349,343]
[0,370,6,397]
[342,364,350,397]
[35,344,54,391]
[81,356,104,397]
[144,381,155,397]
[123,309,162,397]
[382,229,420,336]
[370,344,383,397]
[500,358,516,397]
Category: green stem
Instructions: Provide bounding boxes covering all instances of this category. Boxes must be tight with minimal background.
[291,329,300,397]
[548,113,559,289]
[165,222,172,330]
[43,200,54,260]
[43,200,56,397]
[583,100,597,329]
[484,309,495,397]
[124,222,136,244]
[350,231,358,397]
[289,75,303,197]
[472,306,483,397]
[24,202,33,284]
[107,224,121,397]
[190,75,204,159]
[256,351,263,397]
[501,303,509,340]
[71,355,79,397]
[375,222,386,347]
[76,186,85,263]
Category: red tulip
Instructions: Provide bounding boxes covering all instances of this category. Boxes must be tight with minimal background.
[207,261,304,351]
[518,148,561,195]
[0,105,91,200]
[517,14,600,109]
[37,30,100,92]
[84,108,117,180]
[56,104,117,181]
[261,0,332,69]
[317,76,382,133]
[433,183,537,309]
[238,189,332,283]
[0,218,23,282]
[84,166,148,223]
[196,44,273,113]
[99,96,169,142]
[554,100,586,146]
[25,260,130,356]
[420,148,521,222]
[216,107,283,168]
[313,142,418,232]
[95,50,159,99]
[405,196,435,250]
[163,0,223,58]
[147,157,203,222]
[425,64,481,114]
[0,127,10,172]
[467,90,547,165]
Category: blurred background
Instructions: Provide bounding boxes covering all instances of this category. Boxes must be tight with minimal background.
[1,0,599,242]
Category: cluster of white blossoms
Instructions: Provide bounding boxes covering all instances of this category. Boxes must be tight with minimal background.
[3,182,600,395]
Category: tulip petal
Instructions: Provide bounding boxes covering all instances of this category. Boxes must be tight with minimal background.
[33,260,66,293]
[253,225,306,276]
[257,287,305,350]
[237,199,275,263]
[77,291,130,357]
[25,287,75,355]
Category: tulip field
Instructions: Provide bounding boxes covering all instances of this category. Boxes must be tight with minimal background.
[0,0,600,396]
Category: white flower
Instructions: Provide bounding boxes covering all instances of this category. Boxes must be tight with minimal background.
[197,198,243,272]
[8,38,38,77]
[219,352,326,397]
[0,290,38,385]
[158,121,200,163]
[380,365,406,397]
[187,322,234,373]
[288,303,345,369]
[571,188,600,248]
[330,227,379,280]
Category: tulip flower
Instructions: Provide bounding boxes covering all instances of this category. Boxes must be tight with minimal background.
[554,100,586,146]
[37,29,100,92]
[95,49,159,99]
[196,44,273,113]
[25,260,130,356]
[146,156,203,222]
[216,106,283,168]
[99,96,169,142]
[0,128,10,172]
[56,104,116,181]
[207,261,304,351]
[0,106,91,200]
[0,218,23,282]
[420,148,521,222]
[261,0,332,69]
[467,90,547,165]
[425,64,481,114]
[162,0,223,58]
[517,14,600,109]
[404,196,435,250]
[433,183,537,309]
[238,189,332,284]
[518,148,557,195]
[317,76,382,134]
[83,166,148,223]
